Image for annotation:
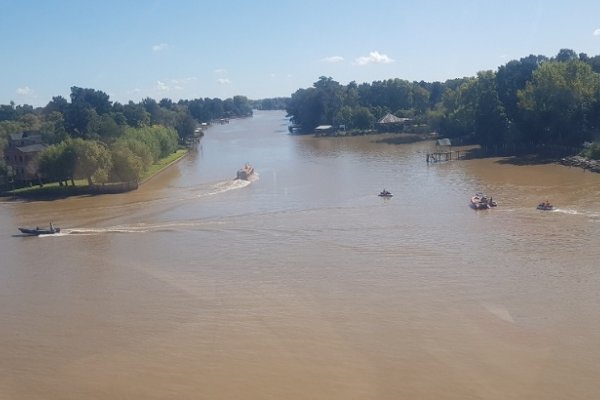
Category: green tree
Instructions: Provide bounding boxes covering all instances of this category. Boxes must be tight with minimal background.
[38,141,77,186]
[438,78,478,138]
[69,87,112,115]
[286,87,322,132]
[518,60,600,145]
[0,102,17,121]
[40,111,68,144]
[97,114,123,141]
[351,107,375,130]
[109,142,145,182]
[495,55,546,122]
[123,101,151,127]
[71,139,113,185]
[175,111,196,142]
[474,71,510,145]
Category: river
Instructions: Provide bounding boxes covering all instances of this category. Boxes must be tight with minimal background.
[1,110,600,399]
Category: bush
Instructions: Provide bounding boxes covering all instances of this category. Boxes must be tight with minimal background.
[582,142,600,160]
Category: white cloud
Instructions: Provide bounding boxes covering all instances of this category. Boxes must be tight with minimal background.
[355,51,394,65]
[16,86,33,95]
[155,78,192,92]
[322,56,344,64]
[152,43,168,52]
[156,80,170,91]
[594,28,600,36]
[214,68,227,75]
[217,78,231,85]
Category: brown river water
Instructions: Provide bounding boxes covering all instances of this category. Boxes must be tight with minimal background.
[1,110,600,399]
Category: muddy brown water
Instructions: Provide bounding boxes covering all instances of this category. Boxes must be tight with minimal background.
[1,110,599,399]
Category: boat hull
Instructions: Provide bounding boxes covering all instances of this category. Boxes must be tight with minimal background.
[470,193,496,209]
[19,227,60,235]
[470,202,489,210]
[235,164,254,180]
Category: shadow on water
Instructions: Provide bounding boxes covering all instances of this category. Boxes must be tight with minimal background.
[461,143,581,166]
[374,133,434,145]
[493,154,562,166]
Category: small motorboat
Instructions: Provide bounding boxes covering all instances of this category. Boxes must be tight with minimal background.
[18,223,60,236]
[537,202,554,211]
[378,189,393,198]
[235,163,255,180]
[470,193,496,209]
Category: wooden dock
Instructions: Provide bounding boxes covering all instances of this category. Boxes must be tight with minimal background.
[426,150,464,163]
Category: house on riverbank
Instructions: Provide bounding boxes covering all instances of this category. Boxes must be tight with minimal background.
[376,113,412,132]
[3,131,48,183]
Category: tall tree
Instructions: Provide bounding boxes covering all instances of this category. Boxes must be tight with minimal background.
[518,60,600,145]
[496,54,546,121]
[71,139,113,185]
[473,71,509,145]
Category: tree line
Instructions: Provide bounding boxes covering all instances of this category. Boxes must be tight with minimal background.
[286,49,600,157]
[0,87,254,186]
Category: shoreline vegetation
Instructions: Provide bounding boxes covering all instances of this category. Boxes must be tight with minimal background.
[1,149,188,200]
[285,50,600,174]
[4,48,600,199]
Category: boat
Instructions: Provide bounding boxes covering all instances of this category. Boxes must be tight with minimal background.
[18,223,60,236]
[235,163,254,180]
[378,189,393,198]
[537,202,554,211]
[470,193,496,209]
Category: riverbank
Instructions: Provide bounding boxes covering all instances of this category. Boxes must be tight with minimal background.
[560,155,600,173]
[0,148,189,200]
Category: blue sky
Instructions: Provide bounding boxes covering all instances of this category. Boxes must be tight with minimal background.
[2,0,600,107]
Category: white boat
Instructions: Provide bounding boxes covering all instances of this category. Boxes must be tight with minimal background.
[470,193,496,209]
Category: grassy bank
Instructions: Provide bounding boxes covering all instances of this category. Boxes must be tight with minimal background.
[140,148,188,183]
[1,148,189,199]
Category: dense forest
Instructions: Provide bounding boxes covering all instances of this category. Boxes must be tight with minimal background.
[0,88,256,186]
[286,49,600,159]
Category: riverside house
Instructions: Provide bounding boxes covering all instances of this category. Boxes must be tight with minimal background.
[376,113,412,132]
[4,131,48,183]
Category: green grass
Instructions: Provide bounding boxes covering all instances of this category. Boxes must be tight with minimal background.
[141,149,188,181]
[8,179,88,194]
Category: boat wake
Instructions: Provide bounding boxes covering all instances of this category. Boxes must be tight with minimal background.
[188,175,257,199]
[546,208,600,220]
[552,208,578,215]
[63,220,220,236]
[203,178,251,196]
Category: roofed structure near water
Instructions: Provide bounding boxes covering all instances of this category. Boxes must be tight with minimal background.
[377,113,411,124]
[376,113,411,132]
[436,138,452,147]
[314,125,335,135]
